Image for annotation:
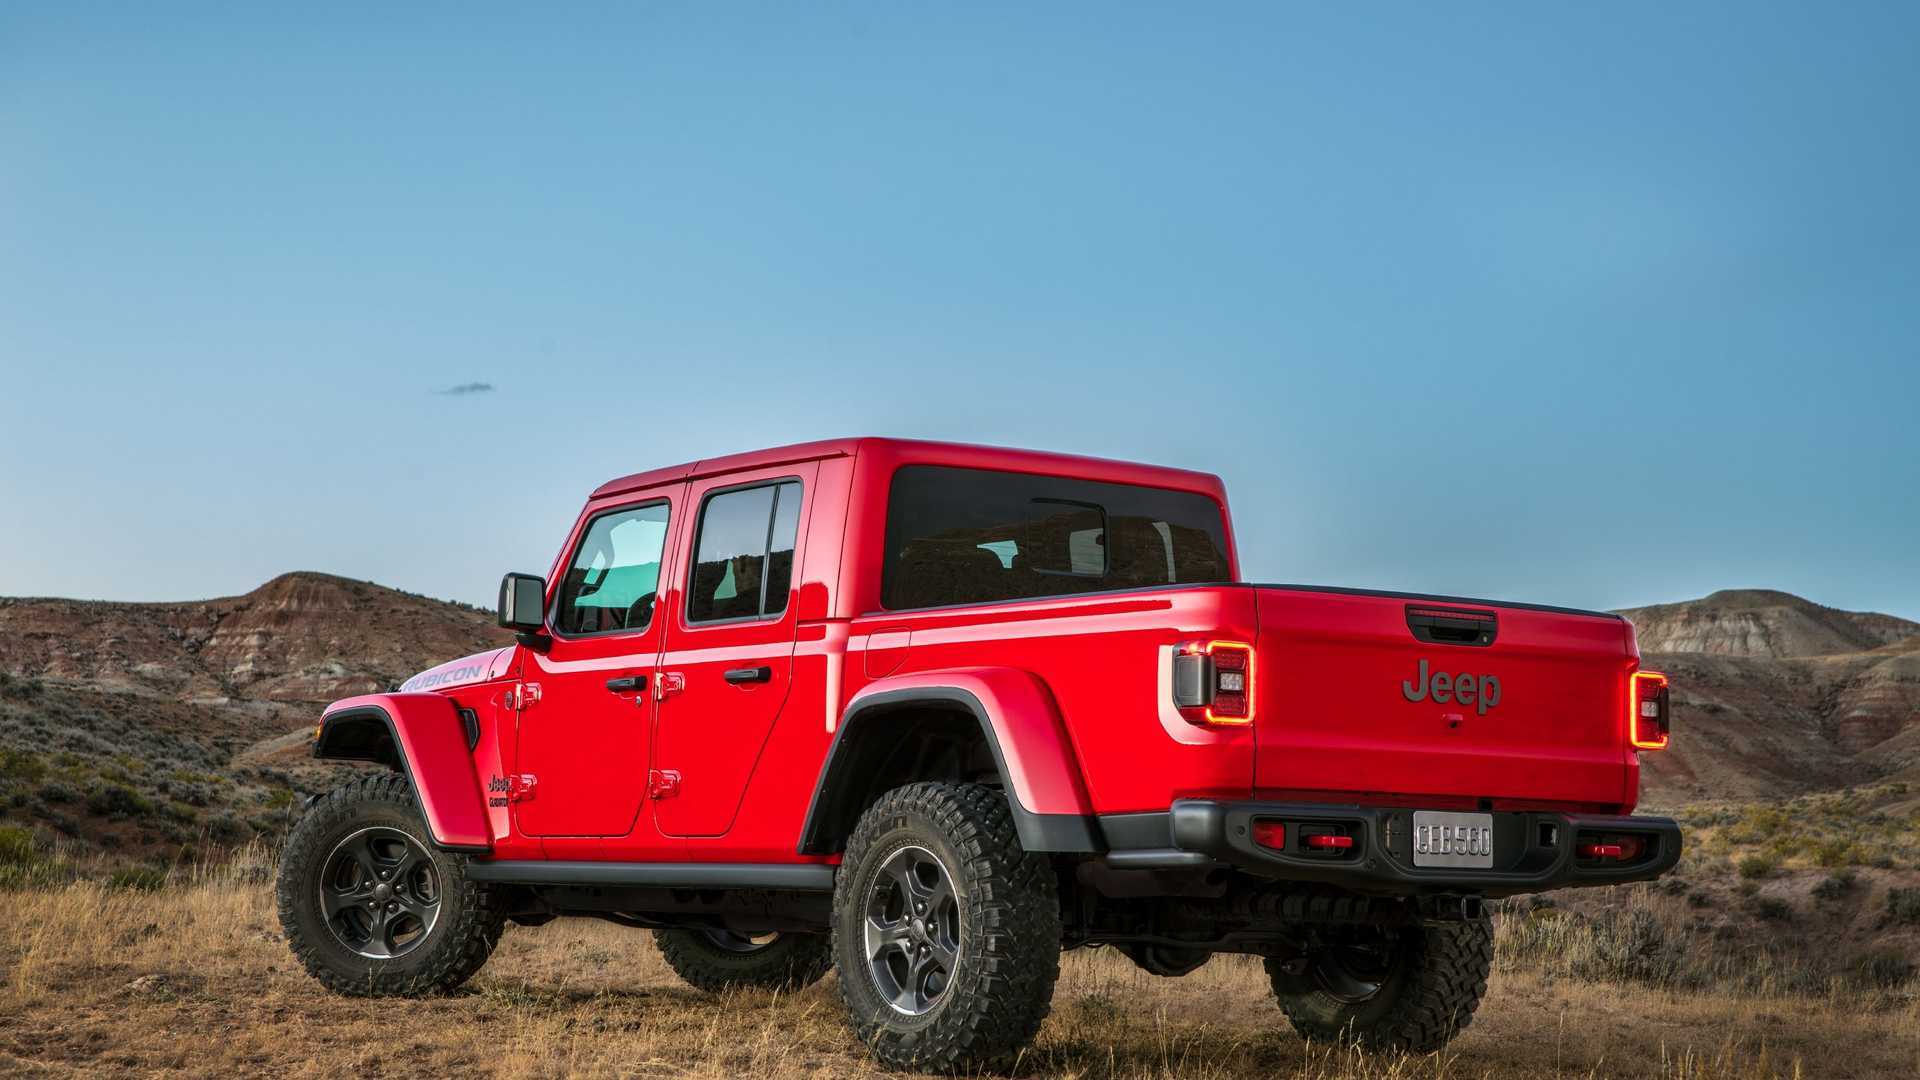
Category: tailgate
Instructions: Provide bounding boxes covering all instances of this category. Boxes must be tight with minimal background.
[1253,587,1635,810]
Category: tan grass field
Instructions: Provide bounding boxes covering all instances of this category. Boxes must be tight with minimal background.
[3,856,1917,1080]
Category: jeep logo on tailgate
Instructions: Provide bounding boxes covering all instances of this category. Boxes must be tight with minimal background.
[1402,658,1502,715]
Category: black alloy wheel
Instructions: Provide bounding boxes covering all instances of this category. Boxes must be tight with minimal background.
[319,825,443,960]
[861,844,962,1016]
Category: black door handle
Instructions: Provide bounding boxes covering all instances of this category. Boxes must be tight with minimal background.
[723,666,773,685]
[605,674,648,693]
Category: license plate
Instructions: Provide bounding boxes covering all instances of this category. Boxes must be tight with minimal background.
[1412,811,1495,868]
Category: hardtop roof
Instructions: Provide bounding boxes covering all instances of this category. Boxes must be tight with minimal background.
[590,437,1225,501]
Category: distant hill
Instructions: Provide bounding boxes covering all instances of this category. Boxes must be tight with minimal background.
[0,571,506,705]
[0,573,508,863]
[1619,591,1920,805]
[1618,589,1920,658]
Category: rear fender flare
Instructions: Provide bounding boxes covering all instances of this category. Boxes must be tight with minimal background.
[798,668,1101,855]
[314,693,491,852]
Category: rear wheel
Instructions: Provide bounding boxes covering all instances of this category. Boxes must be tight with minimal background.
[833,782,1061,1072]
[653,928,831,993]
[1267,918,1493,1054]
[277,773,504,996]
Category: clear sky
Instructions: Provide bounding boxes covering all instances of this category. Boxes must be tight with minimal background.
[3,4,1916,619]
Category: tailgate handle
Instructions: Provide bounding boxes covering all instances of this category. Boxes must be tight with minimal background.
[1406,606,1497,647]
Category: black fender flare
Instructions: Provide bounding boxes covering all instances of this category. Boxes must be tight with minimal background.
[796,683,1103,856]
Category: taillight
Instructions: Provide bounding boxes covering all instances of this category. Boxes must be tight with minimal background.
[1252,820,1287,850]
[1630,670,1670,750]
[1171,640,1255,726]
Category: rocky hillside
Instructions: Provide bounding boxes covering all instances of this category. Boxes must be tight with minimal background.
[1622,591,1920,806]
[0,571,506,705]
[1620,589,1920,658]
[0,573,508,864]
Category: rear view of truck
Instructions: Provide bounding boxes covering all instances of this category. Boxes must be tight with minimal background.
[1149,584,1677,1055]
[1166,586,1678,897]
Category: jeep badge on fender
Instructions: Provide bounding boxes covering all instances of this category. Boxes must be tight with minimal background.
[1402,658,1502,715]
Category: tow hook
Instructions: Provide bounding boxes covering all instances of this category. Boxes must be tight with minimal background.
[1415,894,1485,923]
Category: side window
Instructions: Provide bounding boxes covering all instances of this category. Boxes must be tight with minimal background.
[554,503,671,636]
[881,466,1230,610]
[687,480,803,623]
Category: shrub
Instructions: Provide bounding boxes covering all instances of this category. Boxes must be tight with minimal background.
[206,812,250,844]
[0,676,42,700]
[1750,896,1792,921]
[0,746,48,785]
[36,780,78,804]
[106,865,169,891]
[1887,887,1920,926]
[1853,947,1914,989]
[0,823,36,866]
[1811,838,1861,867]
[0,823,59,888]
[87,782,153,819]
[1737,853,1776,879]
[1813,870,1857,900]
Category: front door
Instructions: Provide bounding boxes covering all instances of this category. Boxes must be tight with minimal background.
[653,465,814,837]
[516,487,680,837]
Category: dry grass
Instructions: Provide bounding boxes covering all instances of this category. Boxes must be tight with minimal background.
[2,853,1916,1078]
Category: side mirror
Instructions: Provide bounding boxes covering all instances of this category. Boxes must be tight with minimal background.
[497,573,548,633]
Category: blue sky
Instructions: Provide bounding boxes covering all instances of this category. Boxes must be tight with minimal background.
[2,4,1916,619]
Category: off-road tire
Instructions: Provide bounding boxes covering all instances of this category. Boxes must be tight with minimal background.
[277,773,504,996]
[833,782,1061,1072]
[1267,917,1493,1054]
[653,928,831,993]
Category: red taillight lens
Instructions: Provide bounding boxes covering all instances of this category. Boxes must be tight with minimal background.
[1630,671,1671,750]
[1206,643,1253,724]
[1304,833,1354,850]
[1577,842,1625,859]
[1252,820,1287,850]
[1171,640,1256,726]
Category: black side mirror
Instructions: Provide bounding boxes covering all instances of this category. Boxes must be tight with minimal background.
[497,573,548,633]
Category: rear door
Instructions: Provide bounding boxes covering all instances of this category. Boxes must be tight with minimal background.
[652,464,816,837]
[517,486,680,837]
[1253,588,1635,809]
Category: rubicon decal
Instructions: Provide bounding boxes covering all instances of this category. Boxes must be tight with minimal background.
[402,663,488,692]
[1402,658,1502,715]
[398,647,512,693]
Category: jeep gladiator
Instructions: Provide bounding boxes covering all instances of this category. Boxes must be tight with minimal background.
[279,437,1679,1069]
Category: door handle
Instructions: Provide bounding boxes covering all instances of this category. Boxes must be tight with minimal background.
[723,666,773,685]
[605,674,648,693]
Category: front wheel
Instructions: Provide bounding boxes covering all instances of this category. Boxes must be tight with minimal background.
[832,782,1061,1072]
[1267,918,1493,1054]
[277,773,504,996]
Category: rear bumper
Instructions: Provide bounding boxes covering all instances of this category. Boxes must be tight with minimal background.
[1155,800,1681,899]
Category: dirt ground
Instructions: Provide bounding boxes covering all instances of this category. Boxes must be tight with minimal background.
[3,875,1917,1080]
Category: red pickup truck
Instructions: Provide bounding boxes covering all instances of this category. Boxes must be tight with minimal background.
[278,437,1678,1069]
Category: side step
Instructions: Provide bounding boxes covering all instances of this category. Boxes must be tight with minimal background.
[465,861,837,891]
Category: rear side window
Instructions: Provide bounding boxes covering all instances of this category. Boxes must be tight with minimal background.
[881,466,1230,610]
[554,502,671,635]
[688,480,803,623]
